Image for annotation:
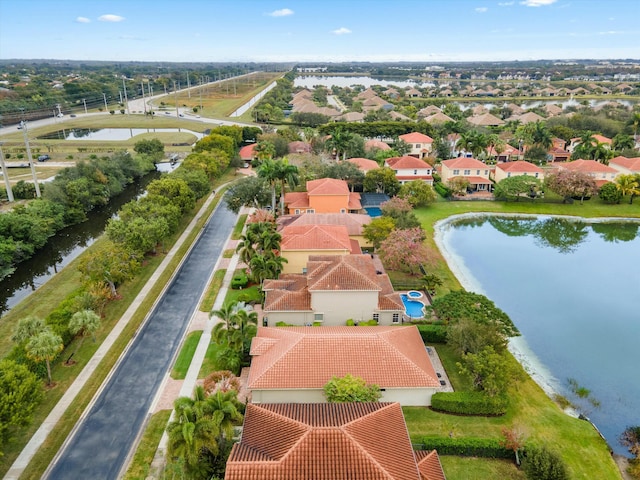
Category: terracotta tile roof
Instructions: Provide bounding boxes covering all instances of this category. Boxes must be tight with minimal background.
[348,157,380,172]
[610,156,640,172]
[396,175,434,181]
[424,112,454,124]
[467,113,504,126]
[497,161,543,173]
[391,111,412,121]
[512,111,545,124]
[442,157,489,169]
[288,141,312,154]
[488,144,520,156]
[226,402,422,480]
[386,156,432,170]
[348,192,363,210]
[277,213,372,236]
[452,175,493,185]
[561,159,618,174]
[400,132,434,144]
[263,275,312,312]
[307,178,350,195]
[593,134,612,144]
[306,255,382,291]
[247,326,440,390]
[280,224,354,251]
[365,139,392,151]
[416,450,447,480]
[238,143,257,160]
[378,292,404,311]
[284,191,310,209]
[417,105,442,116]
[339,111,366,122]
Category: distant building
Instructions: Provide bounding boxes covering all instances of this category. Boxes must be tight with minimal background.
[284,178,362,215]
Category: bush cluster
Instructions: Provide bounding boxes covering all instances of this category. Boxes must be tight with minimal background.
[431,391,508,416]
[420,436,512,458]
[434,182,452,198]
[416,324,448,344]
[231,272,248,289]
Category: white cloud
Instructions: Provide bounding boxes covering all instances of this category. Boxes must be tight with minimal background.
[98,14,125,22]
[268,8,294,17]
[476,7,488,12]
[498,1,514,5]
[520,0,557,6]
[598,30,624,35]
[76,16,90,23]
[331,27,352,35]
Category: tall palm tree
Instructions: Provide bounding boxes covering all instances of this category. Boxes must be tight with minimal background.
[456,130,488,158]
[205,390,244,451]
[612,133,635,151]
[616,174,640,204]
[275,158,299,215]
[26,330,63,385]
[249,253,287,285]
[592,142,613,164]
[257,158,279,212]
[529,121,553,150]
[68,309,101,362]
[327,127,355,161]
[11,316,46,343]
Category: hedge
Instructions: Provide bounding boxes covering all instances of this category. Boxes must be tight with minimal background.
[420,436,512,459]
[416,324,448,344]
[230,272,248,289]
[431,391,508,416]
[434,182,452,198]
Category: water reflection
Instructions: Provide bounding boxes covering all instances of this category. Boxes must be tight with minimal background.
[38,128,204,141]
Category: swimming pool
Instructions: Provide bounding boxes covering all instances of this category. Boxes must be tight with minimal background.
[401,294,425,318]
[407,290,423,299]
[365,207,382,217]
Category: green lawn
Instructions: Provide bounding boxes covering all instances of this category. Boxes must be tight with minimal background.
[198,342,223,379]
[439,456,525,480]
[224,284,262,307]
[231,213,248,240]
[122,409,172,480]
[171,331,203,380]
[199,269,226,313]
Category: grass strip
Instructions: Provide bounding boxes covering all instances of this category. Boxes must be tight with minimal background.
[222,249,234,258]
[231,213,248,240]
[199,270,226,313]
[439,456,525,480]
[122,410,172,480]
[198,342,223,379]
[224,285,262,307]
[170,331,203,380]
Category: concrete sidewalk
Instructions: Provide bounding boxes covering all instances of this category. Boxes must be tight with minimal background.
[4,184,232,480]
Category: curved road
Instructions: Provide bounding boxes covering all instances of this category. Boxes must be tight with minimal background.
[45,197,238,479]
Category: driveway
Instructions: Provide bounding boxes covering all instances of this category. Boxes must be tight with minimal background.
[45,198,237,480]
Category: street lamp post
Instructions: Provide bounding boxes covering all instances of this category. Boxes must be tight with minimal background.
[0,142,15,202]
[20,122,41,198]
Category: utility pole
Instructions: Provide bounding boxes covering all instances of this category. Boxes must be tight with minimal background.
[141,80,147,114]
[103,93,108,112]
[186,71,191,98]
[122,78,130,115]
[0,142,14,202]
[83,99,88,114]
[173,80,179,118]
[119,90,123,104]
[20,122,41,198]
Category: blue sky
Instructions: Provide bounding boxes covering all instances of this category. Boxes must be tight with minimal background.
[0,0,638,62]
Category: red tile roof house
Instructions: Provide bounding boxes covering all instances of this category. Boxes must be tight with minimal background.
[348,157,380,173]
[440,157,493,193]
[279,224,362,274]
[609,156,640,175]
[262,254,404,326]
[399,132,434,159]
[568,134,612,153]
[487,143,522,162]
[493,161,544,183]
[284,178,362,215]
[225,402,447,480]
[365,138,392,152]
[385,156,434,185]
[277,212,373,249]
[555,159,620,187]
[238,143,257,161]
[246,326,441,405]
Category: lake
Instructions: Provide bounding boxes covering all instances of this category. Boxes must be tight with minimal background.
[436,214,640,456]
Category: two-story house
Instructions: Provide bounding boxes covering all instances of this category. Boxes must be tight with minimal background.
[609,156,640,175]
[384,156,434,185]
[493,161,544,182]
[283,178,362,215]
[557,159,620,187]
[440,157,493,192]
[399,132,434,159]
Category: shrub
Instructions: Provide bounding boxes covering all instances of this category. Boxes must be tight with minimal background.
[346,319,355,326]
[434,182,452,198]
[431,391,509,416]
[416,324,448,343]
[275,321,294,327]
[521,445,569,480]
[231,272,248,289]
[420,436,512,458]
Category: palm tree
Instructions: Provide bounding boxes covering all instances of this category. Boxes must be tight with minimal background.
[456,130,488,158]
[205,390,244,451]
[249,253,286,285]
[68,309,101,363]
[11,316,46,343]
[528,121,553,150]
[572,131,597,159]
[26,330,64,385]
[254,140,275,162]
[612,133,635,151]
[275,158,299,214]
[166,386,221,474]
[326,127,355,161]
[257,158,279,212]
[258,228,282,254]
[210,303,238,345]
[592,142,613,164]
[616,174,640,204]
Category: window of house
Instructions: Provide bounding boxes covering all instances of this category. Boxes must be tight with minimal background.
[414,169,417,175]
[307,209,315,213]
[485,170,489,175]
[464,169,471,175]
[507,172,511,177]
[340,209,346,213]
[535,173,539,178]
[372,313,379,323]
[302,267,307,274]
[392,313,400,323]
[294,209,300,214]
[314,313,324,322]
[453,169,460,175]
[476,170,480,175]
[415,144,420,148]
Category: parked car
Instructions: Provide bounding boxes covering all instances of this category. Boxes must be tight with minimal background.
[70,114,77,117]
[57,113,64,118]
[38,154,50,162]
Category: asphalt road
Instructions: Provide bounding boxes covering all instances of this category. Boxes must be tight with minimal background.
[45,196,238,480]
